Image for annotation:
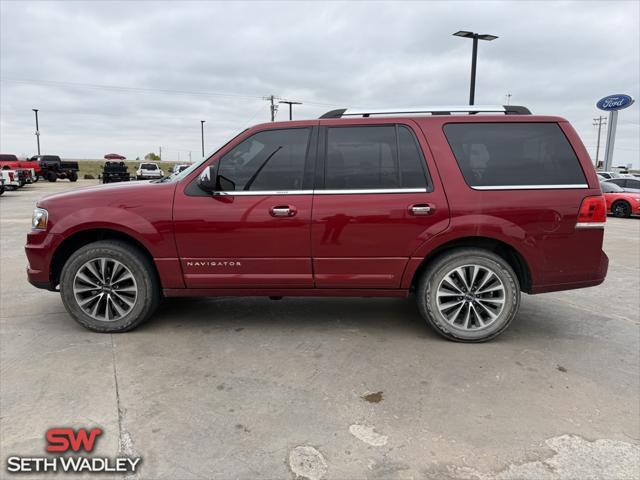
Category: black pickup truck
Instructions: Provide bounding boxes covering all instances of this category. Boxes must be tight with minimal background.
[29,155,79,182]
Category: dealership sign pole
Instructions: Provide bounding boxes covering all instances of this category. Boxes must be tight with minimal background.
[596,94,634,171]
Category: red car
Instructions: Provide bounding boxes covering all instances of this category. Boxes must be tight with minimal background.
[0,154,41,180]
[601,181,640,218]
[25,105,608,342]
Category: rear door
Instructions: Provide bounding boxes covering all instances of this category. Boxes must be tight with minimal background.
[311,122,449,288]
[173,126,316,288]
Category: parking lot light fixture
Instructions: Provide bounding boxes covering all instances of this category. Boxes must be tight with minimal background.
[453,31,499,105]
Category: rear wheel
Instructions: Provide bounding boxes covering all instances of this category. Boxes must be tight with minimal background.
[417,248,520,342]
[611,200,631,218]
[60,240,160,332]
[68,171,78,182]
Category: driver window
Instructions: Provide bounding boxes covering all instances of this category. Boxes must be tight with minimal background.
[217,128,310,191]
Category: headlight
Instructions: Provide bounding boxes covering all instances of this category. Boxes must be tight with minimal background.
[32,208,48,230]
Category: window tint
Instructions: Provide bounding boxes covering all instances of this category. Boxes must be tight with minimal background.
[325,125,428,190]
[218,128,310,191]
[443,123,586,187]
[625,179,640,189]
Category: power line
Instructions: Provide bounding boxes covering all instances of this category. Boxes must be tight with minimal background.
[0,77,346,107]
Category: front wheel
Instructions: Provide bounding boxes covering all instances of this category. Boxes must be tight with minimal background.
[417,248,520,342]
[46,171,57,182]
[611,200,631,218]
[60,240,160,332]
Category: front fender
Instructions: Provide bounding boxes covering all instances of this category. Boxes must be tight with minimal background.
[49,206,177,258]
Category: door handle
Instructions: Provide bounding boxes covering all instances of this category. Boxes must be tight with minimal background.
[409,204,434,216]
[270,205,297,217]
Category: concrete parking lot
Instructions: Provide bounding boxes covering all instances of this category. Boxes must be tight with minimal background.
[1,180,639,479]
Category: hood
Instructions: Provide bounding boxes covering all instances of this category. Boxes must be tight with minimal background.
[37,180,177,209]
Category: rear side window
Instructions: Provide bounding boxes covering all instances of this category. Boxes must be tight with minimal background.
[443,123,587,188]
[601,181,624,193]
[325,125,429,190]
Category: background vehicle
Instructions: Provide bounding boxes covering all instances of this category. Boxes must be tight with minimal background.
[104,153,126,160]
[26,105,608,342]
[136,162,163,180]
[102,161,131,183]
[600,181,640,218]
[0,169,20,190]
[0,154,41,181]
[173,164,191,174]
[30,155,79,182]
[597,171,622,180]
[603,177,640,193]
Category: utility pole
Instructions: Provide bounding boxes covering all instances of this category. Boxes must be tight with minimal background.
[200,120,206,157]
[505,93,512,105]
[593,116,607,168]
[189,151,192,162]
[279,100,303,120]
[32,109,41,155]
[264,95,279,121]
[159,146,162,161]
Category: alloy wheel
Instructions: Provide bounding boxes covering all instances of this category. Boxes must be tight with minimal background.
[73,258,138,322]
[435,264,506,331]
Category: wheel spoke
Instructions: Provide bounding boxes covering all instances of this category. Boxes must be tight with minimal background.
[76,271,99,287]
[85,261,103,283]
[454,267,470,291]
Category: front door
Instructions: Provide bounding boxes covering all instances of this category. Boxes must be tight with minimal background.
[174,126,316,288]
[311,122,449,288]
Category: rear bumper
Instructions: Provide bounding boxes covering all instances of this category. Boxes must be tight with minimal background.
[530,250,609,294]
[25,231,62,291]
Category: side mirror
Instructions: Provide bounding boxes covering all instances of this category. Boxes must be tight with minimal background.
[197,166,217,193]
[217,174,236,192]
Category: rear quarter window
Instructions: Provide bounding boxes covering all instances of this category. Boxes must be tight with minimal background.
[443,123,587,189]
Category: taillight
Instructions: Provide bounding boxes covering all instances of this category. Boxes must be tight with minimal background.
[576,195,606,228]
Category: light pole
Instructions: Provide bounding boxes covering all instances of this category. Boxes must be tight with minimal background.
[453,31,498,105]
[200,120,205,157]
[32,109,41,155]
[279,100,302,120]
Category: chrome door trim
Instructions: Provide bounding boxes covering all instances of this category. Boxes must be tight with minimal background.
[472,184,588,190]
[214,188,428,196]
[315,188,428,195]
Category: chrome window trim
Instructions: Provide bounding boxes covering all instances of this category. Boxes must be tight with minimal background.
[315,188,428,195]
[214,190,314,196]
[575,222,606,229]
[472,184,588,191]
[213,188,428,196]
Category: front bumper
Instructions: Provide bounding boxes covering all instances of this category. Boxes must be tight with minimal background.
[25,231,62,290]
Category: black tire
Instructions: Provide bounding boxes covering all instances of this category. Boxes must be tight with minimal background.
[417,248,520,342]
[59,240,160,332]
[611,200,631,218]
[68,171,78,182]
[0,186,4,196]
[46,171,57,182]
[33,175,39,183]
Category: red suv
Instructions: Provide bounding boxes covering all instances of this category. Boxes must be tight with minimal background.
[25,105,608,341]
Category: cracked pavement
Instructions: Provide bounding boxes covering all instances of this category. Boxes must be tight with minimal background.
[1,181,638,479]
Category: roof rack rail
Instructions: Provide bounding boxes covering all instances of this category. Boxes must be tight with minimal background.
[319,105,531,119]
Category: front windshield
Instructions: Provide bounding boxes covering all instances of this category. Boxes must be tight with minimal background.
[164,129,249,182]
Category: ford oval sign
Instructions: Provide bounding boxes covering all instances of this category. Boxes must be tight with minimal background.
[596,94,634,111]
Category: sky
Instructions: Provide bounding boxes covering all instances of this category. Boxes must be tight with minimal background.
[1,0,639,167]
